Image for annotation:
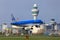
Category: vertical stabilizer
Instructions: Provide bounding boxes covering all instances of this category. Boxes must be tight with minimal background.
[11,14,16,22]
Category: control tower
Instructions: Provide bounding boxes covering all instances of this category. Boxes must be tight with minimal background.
[32,4,39,20]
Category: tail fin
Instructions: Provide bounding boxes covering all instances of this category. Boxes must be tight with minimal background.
[11,14,16,22]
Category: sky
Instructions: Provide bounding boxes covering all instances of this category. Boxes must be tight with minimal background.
[0,0,60,24]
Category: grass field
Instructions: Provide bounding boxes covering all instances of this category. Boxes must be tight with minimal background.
[0,35,60,40]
